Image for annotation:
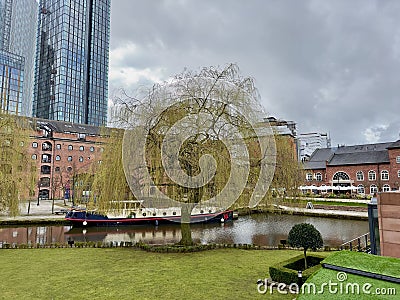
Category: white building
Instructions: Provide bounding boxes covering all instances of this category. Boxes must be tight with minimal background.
[298,132,331,162]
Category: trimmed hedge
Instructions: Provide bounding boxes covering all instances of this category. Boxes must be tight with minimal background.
[269,254,324,285]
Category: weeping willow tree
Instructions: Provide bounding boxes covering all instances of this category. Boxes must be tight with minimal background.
[84,128,133,212]
[0,114,35,216]
[115,64,276,245]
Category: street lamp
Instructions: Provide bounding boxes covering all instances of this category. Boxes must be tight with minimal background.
[297,270,303,287]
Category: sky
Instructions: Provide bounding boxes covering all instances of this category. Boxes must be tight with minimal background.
[108,0,400,146]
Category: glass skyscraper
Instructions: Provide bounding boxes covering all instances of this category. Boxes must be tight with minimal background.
[0,49,23,114]
[0,0,38,116]
[34,0,110,126]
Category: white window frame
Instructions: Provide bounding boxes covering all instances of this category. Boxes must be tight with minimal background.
[381,170,389,181]
[32,142,38,148]
[370,184,378,194]
[356,171,364,181]
[397,156,400,164]
[55,155,61,161]
[368,170,376,181]
[315,173,322,181]
[357,184,365,194]
[306,173,313,181]
[398,170,400,178]
[382,184,390,192]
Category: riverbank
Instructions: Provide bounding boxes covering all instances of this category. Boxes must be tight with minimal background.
[0,197,368,226]
[0,199,67,226]
[236,202,368,221]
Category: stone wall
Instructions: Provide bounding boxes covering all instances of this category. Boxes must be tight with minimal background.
[378,192,400,258]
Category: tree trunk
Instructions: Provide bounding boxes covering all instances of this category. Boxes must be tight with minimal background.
[178,203,195,246]
[304,249,308,269]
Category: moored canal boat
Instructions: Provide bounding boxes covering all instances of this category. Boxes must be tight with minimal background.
[65,200,234,226]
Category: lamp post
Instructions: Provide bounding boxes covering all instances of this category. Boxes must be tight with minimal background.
[297,270,303,287]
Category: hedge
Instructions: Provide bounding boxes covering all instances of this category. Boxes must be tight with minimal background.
[269,254,325,285]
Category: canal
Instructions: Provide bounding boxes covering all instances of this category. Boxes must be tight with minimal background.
[0,213,368,247]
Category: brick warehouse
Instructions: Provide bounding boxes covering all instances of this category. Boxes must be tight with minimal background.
[27,119,107,201]
[303,141,400,195]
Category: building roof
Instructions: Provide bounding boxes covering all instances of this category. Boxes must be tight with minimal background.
[328,151,389,166]
[303,148,335,169]
[34,118,103,136]
[304,141,395,169]
[387,140,400,149]
[334,142,393,154]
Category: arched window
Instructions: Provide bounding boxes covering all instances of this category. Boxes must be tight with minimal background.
[42,142,52,151]
[306,173,313,181]
[381,170,389,181]
[357,184,365,194]
[55,155,61,161]
[370,184,378,194]
[382,184,390,192]
[315,173,322,181]
[332,171,350,181]
[356,171,364,181]
[368,170,376,181]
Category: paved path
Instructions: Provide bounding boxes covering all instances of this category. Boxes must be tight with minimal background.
[277,205,368,219]
[0,199,69,222]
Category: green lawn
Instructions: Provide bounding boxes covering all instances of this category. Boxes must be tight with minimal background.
[298,251,400,300]
[0,248,322,300]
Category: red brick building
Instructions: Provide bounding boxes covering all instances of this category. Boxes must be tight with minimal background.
[303,141,400,195]
[27,119,107,201]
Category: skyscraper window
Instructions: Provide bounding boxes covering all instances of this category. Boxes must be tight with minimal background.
[34,0,110,126]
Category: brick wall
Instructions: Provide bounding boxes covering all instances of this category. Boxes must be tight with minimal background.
[378,192,400,258]
[28,129,106,200]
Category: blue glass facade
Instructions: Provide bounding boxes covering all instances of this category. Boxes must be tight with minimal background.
[0,49,23,114]
[34,0,110,126]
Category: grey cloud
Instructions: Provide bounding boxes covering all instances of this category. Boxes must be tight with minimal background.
[109,0,400,145]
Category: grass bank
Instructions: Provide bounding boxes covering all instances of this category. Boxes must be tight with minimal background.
[0,248,329,300]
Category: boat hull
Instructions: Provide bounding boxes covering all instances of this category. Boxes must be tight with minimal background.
[65,210,234,227]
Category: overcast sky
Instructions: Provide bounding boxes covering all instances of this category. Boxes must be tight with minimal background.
[108,0,400,146]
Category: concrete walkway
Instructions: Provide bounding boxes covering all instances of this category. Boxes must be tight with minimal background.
[0,199,69,222]
[277,204,368,219]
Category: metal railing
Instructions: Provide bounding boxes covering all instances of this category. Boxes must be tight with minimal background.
[339,232,370,252]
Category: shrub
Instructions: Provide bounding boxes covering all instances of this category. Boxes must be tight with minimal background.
[287,223,323,269]
[269,254,324,285]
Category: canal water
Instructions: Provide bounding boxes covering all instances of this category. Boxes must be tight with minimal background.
[0,213,368,247]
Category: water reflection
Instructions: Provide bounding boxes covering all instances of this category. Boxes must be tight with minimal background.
[0,213,368,247]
